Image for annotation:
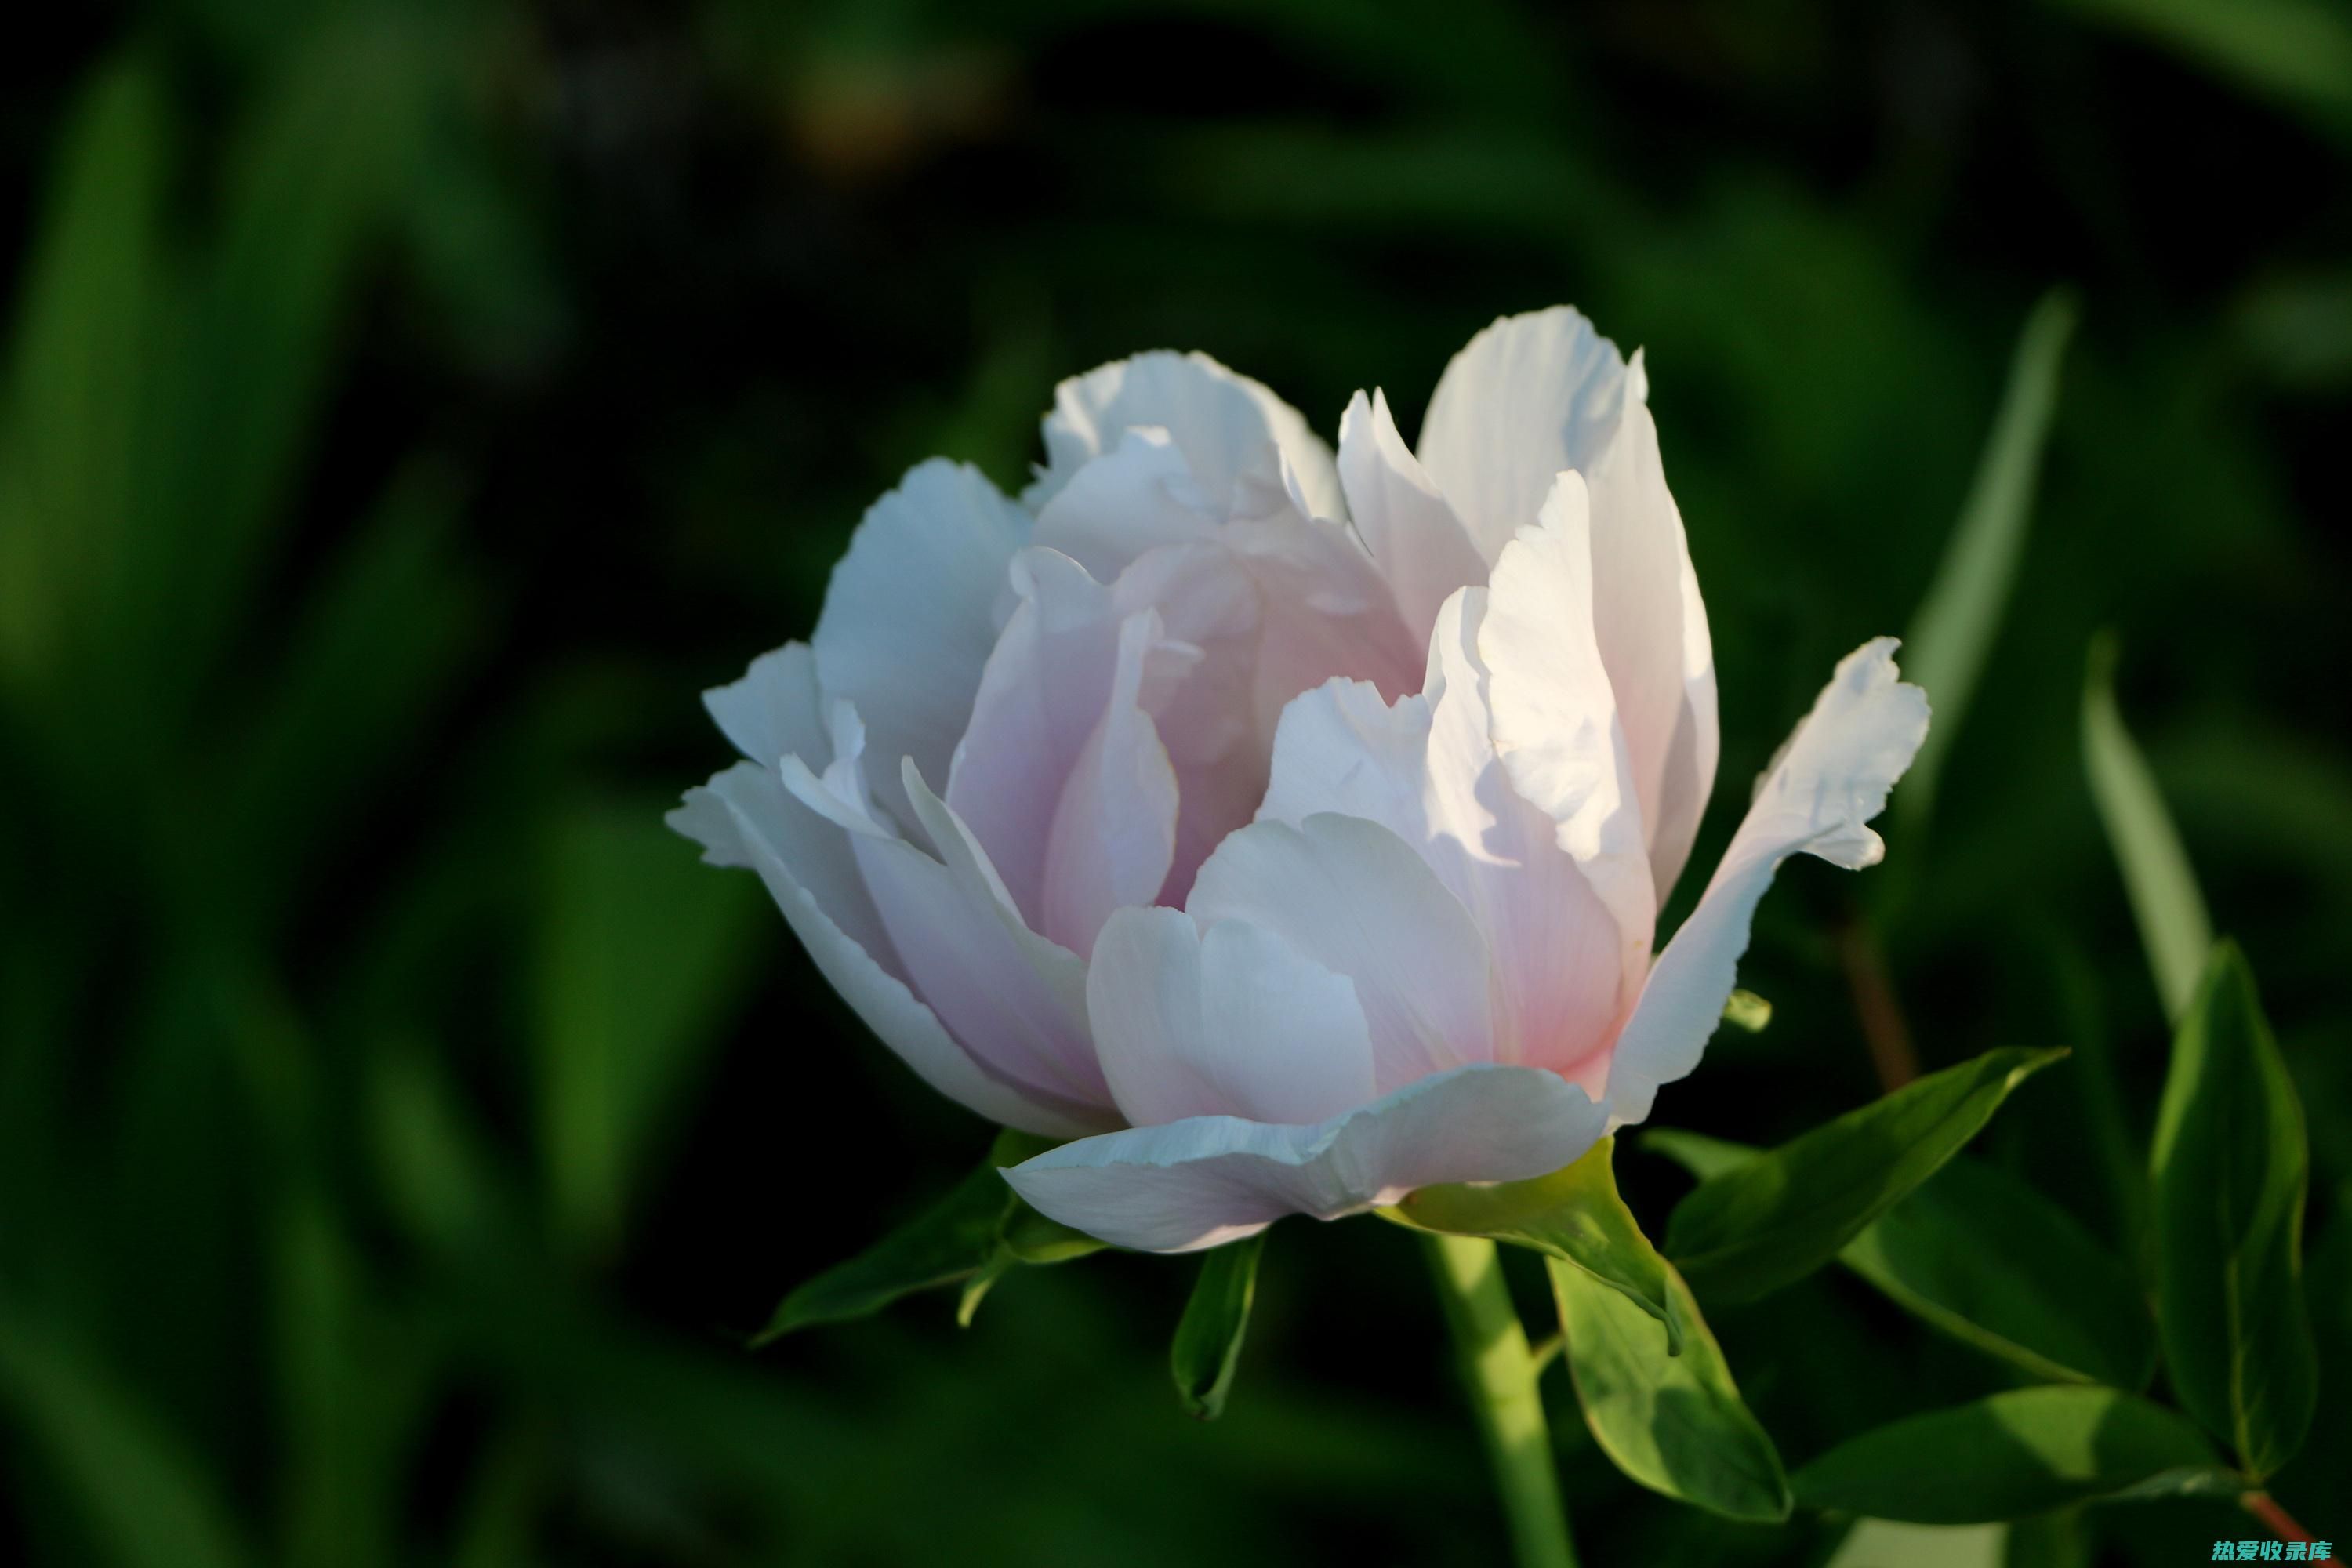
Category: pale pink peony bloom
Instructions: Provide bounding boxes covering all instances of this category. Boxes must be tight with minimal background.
[673,309,1928,1251]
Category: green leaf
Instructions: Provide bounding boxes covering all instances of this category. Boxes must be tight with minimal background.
[1170,1231,1267,1420]
[1722,989,1773,1033]
[1386,1138,1679,1352]
[1790,1386,2226,1523]
[2082,636,2214,1020]
[754,1131,1088,1340]
[755,1144,1018,1343]
[1663,1047,2067,1302]
[1900,289,2076,827]
[1651,1132,2152,1388]
[1549,1255,1790,1522]
[1842,1153,2154,1389]
[2149,942,2316,1479]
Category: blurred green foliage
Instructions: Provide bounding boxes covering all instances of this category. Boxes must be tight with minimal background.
[1,0,2346,1563]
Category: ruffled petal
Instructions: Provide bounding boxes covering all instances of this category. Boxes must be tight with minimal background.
[811,459,1029,829]
[1607,638,1929,1125]
[1186,813,1494,1091]
[1086,906,1375,1127]
[1417,310,1719,899]
[1336,387,1487,647]
[1000,1063,1609,1253]
[1027,349,1343,524]
[1479,471,1657,987]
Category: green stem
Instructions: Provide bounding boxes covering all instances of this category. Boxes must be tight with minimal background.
[1424,1233,1578,1568]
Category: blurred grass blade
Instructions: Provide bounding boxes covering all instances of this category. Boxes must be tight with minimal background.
[536,803,759,1254]
[1663,1047,2067,1301]
[1386,1138,1679,1352]
[1790,1386,2227,1523]
[1900,289,2076,827]
[2149,942,2316,1479]
[138,13,433,706]
[2082,636,2213,1019]
[1171,1231,1267,1420]
[0,1311,255,1568]
[1549,1256,1790,1522]
[0,53,169,689]
[2050,0,2352,147]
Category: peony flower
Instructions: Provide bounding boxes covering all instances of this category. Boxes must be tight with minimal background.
[673,308,1929,1251]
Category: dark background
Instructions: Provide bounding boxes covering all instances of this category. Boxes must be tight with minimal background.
[1,0,2346,1563]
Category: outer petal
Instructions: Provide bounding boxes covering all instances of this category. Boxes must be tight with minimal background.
[811,459,1029,829]
[1607,638,1929,1124]
[1417,310,1719,898]
[1479,472,1657,986]
[1027,349,1344,523]
[669,763,1102,1138]
[703,642,824,772]
[1188,812,1495,1091]
[1000,1063,1609,1253]
[1086,906,1375,1127]
[1336,387,1487,647]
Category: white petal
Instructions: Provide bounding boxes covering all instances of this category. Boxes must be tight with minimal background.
[1029,426,1220,583]
[1608,638,1929,1124]
[668,763,1103,1138]
[1479,472,1657,983]
[703,642,824,771]
[1087,906,1374,1127]
[1417,307,1628,565]
[1187,813,1494,1091]
[811,459,1029,829]
[1039,612,1181,954]
[1001,1063,1608,1253]
[1336,387,1487,646]
[1027,349,1343,523]
[1417,310,1719,898]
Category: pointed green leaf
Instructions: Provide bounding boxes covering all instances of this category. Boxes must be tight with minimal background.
[1900,289,2076,826]
[1385,1138,1679,1351]
[1549,1255,1790,1522]
[1664,1047,2067,1301]
[1650,1133,2152,1388]
[1841,1152,2153,1389]
[2150,942,2316,1479]
[757,1132,1040,1341]
[2082,637,2213,1020]
[1791,1387,2226,1523]
[1171,1231,1266,1420]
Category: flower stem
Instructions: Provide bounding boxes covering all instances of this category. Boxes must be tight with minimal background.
[1423,1233,1578,1568]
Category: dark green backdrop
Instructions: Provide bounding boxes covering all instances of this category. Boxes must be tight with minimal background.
[1,1,2345,1563]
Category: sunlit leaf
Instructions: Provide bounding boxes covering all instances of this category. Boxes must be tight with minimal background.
[2082,636,2213,1020]
[1550,1256,1789,1522]
[1387,1138,1679,1350]
[1791,1386,2226,1523]
[757,1159,1014,1343]
[1663,1047,2067,1301]
[1171,1232,1266,1420]
[2150,942,2316,1479]
[1900,289,2076,826]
